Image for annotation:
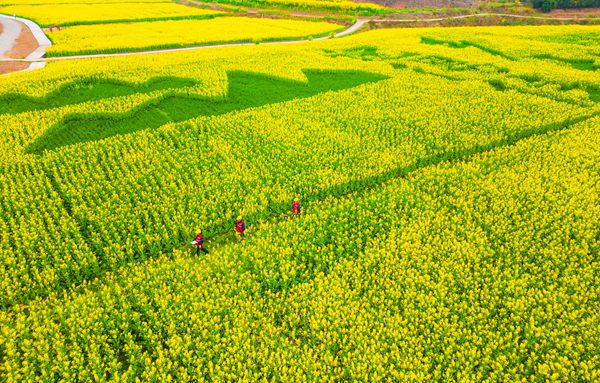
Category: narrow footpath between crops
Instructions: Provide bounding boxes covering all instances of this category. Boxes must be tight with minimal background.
[9,108,598,310]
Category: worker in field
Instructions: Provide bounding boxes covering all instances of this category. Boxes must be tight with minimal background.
[235,216,246,241]
[192,228,209,255]
[292,198,301,217]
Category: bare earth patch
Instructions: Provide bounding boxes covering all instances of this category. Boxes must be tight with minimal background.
[0,61,29,74]
[550,7,600,17]
[9,22,38,59]
[0,20,39,75]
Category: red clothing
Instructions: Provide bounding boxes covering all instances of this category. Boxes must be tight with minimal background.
[292,201,300,213]
[235,220,246,233]
[195,233,204,247]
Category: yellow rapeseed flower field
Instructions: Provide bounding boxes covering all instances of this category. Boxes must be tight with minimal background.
[246,0,384,12]
[46,17,343,56]
[0,24,598,382]
[0,2,223,26]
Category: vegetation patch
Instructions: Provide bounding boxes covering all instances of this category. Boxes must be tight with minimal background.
[420,36,515,60]
[0,76,199,115]
[535,31,600,46]
[532,53,600,71]
[26,69,387,154]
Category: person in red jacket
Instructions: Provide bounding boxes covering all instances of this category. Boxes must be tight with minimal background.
[292,198,301,217]
[193,228,209,255]
[235,216,246,241]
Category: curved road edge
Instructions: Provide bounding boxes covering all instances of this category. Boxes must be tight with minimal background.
[0,13,51,71]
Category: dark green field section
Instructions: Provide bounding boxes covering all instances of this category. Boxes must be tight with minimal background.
[0,76,199,115]
[419,36,516,61]
[532,53,600,71]
[326,45,600,105]
[25,69,387,154]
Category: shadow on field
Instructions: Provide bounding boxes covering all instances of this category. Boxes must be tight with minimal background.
[420,36,516,61]
[0,76,199,115]
[25,69,388,155]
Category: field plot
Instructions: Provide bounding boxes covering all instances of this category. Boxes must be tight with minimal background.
[0,2,223,26]
[0,24,599,382]
[46,17,343,56]
[200,0,384,14]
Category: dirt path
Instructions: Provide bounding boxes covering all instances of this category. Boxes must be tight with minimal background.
[335,19,369,37]
[0,17,22,57]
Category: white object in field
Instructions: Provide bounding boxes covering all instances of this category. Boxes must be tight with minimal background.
[191,240,198,245]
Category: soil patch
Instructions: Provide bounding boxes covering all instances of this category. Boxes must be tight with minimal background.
[0,20,39,74]
[550,7,600,17]
[0,61,29,74]
[8,22,39,59]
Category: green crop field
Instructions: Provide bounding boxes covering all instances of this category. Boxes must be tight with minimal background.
[0,6,598,381]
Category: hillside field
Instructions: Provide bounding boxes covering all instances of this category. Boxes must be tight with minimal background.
[45,18,343,56]
[0,13,599,383]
